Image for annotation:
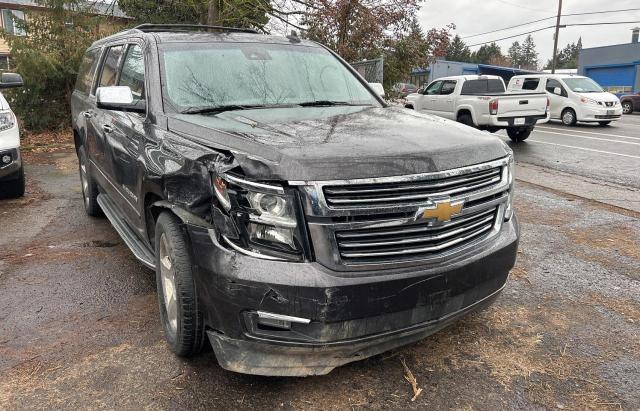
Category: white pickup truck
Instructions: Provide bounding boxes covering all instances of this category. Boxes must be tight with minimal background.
[405,75,549,142]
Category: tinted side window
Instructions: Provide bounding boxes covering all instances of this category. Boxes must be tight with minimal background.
[440,80,456,95]
[75,48,100,94]
[424,81,442,95]
[118,44,145,102]
[522,78,540,90]
[98,45,125,88]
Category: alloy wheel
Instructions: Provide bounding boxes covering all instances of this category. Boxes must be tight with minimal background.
[159,234,178,334]
[622,102,633,115]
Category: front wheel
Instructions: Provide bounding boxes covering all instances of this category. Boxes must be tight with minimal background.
[0,166,25,199]
[622,102,633,114]
[561,108,577,126]
[506,126,533,142]
[598,121,611,126]
[155,212,205,357]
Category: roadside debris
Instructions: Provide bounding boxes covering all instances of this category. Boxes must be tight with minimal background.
[401,357,423,402]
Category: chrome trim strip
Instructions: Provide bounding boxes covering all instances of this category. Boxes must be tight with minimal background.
[340,224,493,258]
[224,173,285,194]
[338,216,495,248]
[257,311,311,324]
[222,236,287,261]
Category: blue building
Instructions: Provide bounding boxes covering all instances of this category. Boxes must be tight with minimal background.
[578,28,640,94]
[409,60,539,88]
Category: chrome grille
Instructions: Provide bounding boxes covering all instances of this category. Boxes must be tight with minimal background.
[293,157,511,271]
[336,207,498,264]
[323,167,501,208]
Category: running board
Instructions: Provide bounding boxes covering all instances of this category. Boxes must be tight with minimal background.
[97,193,156,270]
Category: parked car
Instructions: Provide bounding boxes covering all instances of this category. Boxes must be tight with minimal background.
[507,74,622,126]
[392,82,418,98]
[620,92,640,114]
[71,24,519,377]
[0,73,25,199]
[405,75,548,142]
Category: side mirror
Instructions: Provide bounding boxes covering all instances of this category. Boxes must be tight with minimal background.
[0,73,24,89]
[553,87,562,96]
[96,86,145,112]
[368,82,385,99]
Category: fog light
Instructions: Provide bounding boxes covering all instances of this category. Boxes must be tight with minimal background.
[249,223,294,247]
[1,154,11,165]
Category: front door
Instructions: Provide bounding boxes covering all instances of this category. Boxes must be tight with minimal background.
[418,80,443,113]
[545,78,568,119]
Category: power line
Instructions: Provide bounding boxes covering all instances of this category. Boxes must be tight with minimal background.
[467,20,640,48]
[494,0,549,13]
[462,8,640,39]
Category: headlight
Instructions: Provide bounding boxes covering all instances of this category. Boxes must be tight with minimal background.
[0,111,15,132]
[580,97,600,106]
[212,173,305,260]
[504,154,515,221]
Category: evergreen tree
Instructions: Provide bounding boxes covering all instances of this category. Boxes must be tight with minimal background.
[519,35,538,70]
[508,41,522,67]
[472,42,503,64]
[446,35,471,62]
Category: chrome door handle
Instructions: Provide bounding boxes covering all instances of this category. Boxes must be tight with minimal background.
[102,124,113,133]
[82,111,92,118]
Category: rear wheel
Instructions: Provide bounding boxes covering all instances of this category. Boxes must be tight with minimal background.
[561,108,577,126]
[0,166,25,199]
[598,121,611,126]
[155,212,205,357]
[506,126,533,142]
[77,146,101,216]
[622,102,633,114]
[457,113,474,128]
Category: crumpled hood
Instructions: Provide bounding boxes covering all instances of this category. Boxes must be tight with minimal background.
[166,106,508,181]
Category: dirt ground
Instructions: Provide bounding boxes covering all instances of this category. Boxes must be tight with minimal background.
[1,149,639,410]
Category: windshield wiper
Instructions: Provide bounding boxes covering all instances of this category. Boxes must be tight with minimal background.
[297,100,370,107]
[180,104,283,114]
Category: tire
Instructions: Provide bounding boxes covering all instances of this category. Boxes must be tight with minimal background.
[457,113,474,127]
[598,121,611,126]
[405,104,414,109]
[77,146,101,217]
[506,126,533,142]
[561,108,577,126]
[622,102,633,115]
[155,211,205,357]
[0,165,25,199]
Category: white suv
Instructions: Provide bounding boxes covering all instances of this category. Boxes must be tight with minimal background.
[0,73,25,199]
[507,74,622,126]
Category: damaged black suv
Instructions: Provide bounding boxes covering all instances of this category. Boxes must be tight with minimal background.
[71,24,519,376]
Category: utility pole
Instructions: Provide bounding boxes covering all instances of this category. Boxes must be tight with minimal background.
[551,0,563,74]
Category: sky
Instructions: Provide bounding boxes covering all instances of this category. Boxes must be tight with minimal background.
[417,0,640,66]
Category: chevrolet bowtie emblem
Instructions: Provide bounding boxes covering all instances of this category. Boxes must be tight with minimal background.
[417,200,464,223]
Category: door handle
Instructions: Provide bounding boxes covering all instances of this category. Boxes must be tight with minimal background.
[102,124,113,134]
[82,111,92,118]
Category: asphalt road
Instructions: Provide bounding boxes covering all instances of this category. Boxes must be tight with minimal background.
[1,149,639,409]
[498,114,640,189]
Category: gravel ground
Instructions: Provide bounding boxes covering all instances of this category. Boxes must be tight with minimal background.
[0,150,638,409]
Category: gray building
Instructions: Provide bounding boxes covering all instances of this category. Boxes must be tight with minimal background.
[578,28,640,94]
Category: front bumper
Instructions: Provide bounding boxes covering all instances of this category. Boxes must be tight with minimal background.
[578,106,622,122]
[0,148,21,181]
[186,214,520,376]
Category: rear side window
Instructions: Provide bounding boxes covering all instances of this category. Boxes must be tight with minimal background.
[118,44,145,102]
[521,78,540,90]
[461,79,506,94]
[75,48,100,95]
[98,45,125,88]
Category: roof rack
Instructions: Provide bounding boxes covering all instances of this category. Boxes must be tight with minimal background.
[134,24,258,34]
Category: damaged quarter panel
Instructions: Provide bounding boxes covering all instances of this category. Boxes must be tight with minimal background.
[72,27,521,377]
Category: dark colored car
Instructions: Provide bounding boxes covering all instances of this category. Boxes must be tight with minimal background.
[620,93,640,114]
[70,24,519,376]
